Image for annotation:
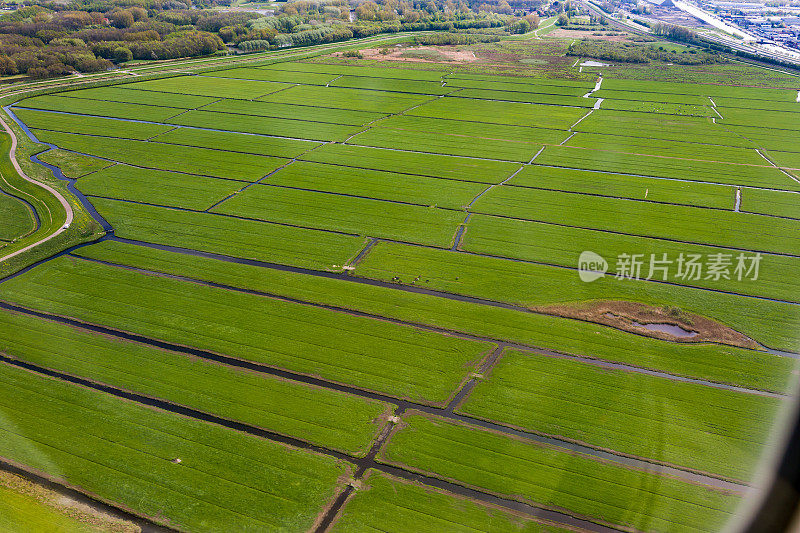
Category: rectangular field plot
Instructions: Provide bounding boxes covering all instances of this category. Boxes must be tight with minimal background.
[259,84,430,114]
[122,75,292,100]
[201,67,336,85]
[331,470,558,533]
[57,86,219,109]
[31,130,287,181]
[723,124,800,152]
[167,109,359,142]
[740,188,800,219]
[264,161,485,209]
[572,110,752,147]
[354,241,800,380]
[0,256,491,404]
[78,165,242,211]
[408,97,586,130]
[37,149,114,179]
[150,127,321,158]
[536,145,796,190]
[0,361,348,532]
[301,143,519,183]
[450,88,594,108]
[600,79,797,102]
[563,132,765,166]
[444,74,592,95]
[459,350,778,480]
[71,239,797,391]
[89,198,366,270]
[348,128,542,162]
[598,99,711,117]
[511,165,735,209]
[15,94,181,122]
[719,107,800,131]
[329,75,451,95]
[212,184,464,247]
[261,62,447,81]
[457,213,800,304]
[470,186,800,256]
[380,413,739,533]
[12,108,171,141]
[199,98,386,126]
[592,88,710,106]
[0,309,390,456]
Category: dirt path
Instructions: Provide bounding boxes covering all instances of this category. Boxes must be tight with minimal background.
[0,116,73,264]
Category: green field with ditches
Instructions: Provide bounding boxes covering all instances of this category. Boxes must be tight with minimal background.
[0,51,799,533]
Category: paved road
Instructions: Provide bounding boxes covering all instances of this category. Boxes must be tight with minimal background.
[0,116,73,263]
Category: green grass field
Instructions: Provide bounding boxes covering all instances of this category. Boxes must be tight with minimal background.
[3,56,797,533]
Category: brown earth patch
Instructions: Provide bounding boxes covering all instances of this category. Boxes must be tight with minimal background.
[533,300,759,349]
[549,28,634,42]
[351,46,477,63]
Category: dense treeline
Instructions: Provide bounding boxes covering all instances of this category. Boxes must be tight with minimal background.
[414,32,500,44]
[0,0,541,79]
[567,39,725,64]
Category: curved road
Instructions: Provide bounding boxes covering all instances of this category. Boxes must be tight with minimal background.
[0,116,73,263]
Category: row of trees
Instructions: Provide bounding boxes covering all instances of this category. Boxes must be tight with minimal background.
[567,39,723,64]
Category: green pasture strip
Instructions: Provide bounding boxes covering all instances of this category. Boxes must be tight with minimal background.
[71,240,796,392]
[36,149,114,179]
[709,96,800,113]
[370,115,568,145]
[151,127,321,158]
[765,150,800,172]
[0,482,95,533]
[212,184,464,247]
[330,470,565,533]
[408,97,586,130]
[740,188,800,219]
[564,132,764,165]
[380,413,739,533]
[721,124,800,152]
[445,74,592,92]
[0,191,34,241]
[56,86,218,109]
[470,186,800,256]
[200,98,387,126]
[592,89,709,105]
[90,198,366,270]
[122,75,292,99]
[13,108,172,141]
[201,67,336,85]
[720,108,800,131]
[15,95,181,122]
[600,79,797,101]
[536,145,795,190]
[258,84,430,114]
[78,165,242,211]
[511,165,734,209]
[264,161,484,209]
[167,109,359,142]
[0,309,389,456]
[572,110,752,147]
[300,143,519,183]
[451,89,594,108]
[0,362,348,532]
[348,128,542,162]
[461,211,800,303]
[460,350,780,481]
[260,62,448,81]
[0,256,490,404]
[329,75,451,95]
[357,238,800,359]
[598,99,711,116]
[30,130,287,182]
